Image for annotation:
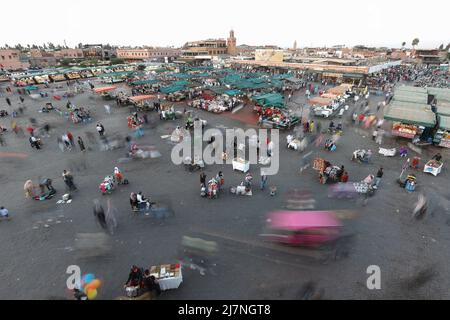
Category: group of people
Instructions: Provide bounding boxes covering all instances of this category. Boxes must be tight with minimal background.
[124,265,161,297]
[129,191,152,211]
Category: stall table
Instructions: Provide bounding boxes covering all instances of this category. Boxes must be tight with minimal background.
[149,264,182,291]
[423,160,443,176]
[232,158,250,173]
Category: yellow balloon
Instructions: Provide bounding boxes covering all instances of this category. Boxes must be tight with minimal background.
[87,288,98,300]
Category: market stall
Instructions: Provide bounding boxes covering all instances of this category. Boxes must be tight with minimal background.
[128,95,157,111]
[232,158,250,173]
[149,264,182,291]
[384,101,436,141]
[423,160,443,176]
[49,73,66,82]
[308,96,333,107]
[433,115,450,148]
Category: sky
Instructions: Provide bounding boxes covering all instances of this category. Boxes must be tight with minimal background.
[1,0,449,49]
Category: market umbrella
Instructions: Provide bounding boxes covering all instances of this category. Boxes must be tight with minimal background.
[128,95,156,103]
[93,86,117,94]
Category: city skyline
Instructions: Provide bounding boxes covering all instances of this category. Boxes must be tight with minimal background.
[1,0,448,50]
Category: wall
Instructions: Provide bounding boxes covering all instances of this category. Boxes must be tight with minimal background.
[255,49,284,63]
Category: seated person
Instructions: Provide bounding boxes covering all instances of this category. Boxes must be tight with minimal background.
[432,153,442,162]
[136,191,151,209]
[125,265,143,288]
[336,123,343,131]
[143,270,161,296]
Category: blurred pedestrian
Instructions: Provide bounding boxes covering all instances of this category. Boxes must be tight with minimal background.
[260,174,268,190]
[67,131,75,148]
[375,167,383,188]
[5,97,11,106]
[77,136,86,152]
[96,122,105,136]
[62,170,77,191]
[0,132,5,146]
[0,206,9,219]
[104,104,111,114]
[93,200,107,229]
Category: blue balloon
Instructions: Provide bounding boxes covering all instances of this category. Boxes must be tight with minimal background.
[83,274,95,284]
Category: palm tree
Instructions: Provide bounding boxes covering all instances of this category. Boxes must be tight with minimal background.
[438,44,444,50]
[412,38,419,49]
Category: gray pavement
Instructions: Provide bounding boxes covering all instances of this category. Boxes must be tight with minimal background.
[1,80,450,300]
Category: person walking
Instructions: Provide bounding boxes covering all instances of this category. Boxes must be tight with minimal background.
[200,172,206,188]
[5,97,11,107]
[375,167,383,188]
[77,136,86,152]
[130,192,139,212]
[0,206,10,219]
[0,131,5,147]
[309,120,315,134]
[62,170,77,191]
[260,174,268,190]
[67,131,75,148]
[96,122,105,136]
[93,200,107,229]
[104,104,111,114]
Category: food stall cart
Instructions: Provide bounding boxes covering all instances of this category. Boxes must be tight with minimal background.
[313,158,342,184]
[423,160,443,176]
[149,264,182,291]
[384,101,436,141]
[232,157,250,173]
[434,115,450,148]
[391,122,418,139]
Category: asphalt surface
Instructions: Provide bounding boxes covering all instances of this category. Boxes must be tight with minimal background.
[1,79,450,300]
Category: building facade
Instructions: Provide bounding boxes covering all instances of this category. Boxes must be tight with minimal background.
[116,47,181,60]
[181,39,228,59]
[54,48,84,59]
[414,49,447,65]
[0,49,29,71]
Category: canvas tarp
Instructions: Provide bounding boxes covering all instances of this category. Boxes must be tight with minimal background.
[393,92,428,104]
[438,115,450,130]
[223,89,242,96]
[383,102,436,127]
[208,86,228,95]
[436,102,450,116]
[327,84,351,95]
[128,95,156,103]
[160,84,185,94]
[130,79,158,86]
[94,86,117,93]
[252,93,285,108]
[98,70,134,78]
[395,86,428,94]
[308,97,333,106]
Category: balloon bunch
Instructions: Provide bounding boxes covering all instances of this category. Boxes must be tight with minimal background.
[81,274,102,300]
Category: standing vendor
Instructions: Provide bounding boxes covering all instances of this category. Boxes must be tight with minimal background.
[432,153,442,162]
